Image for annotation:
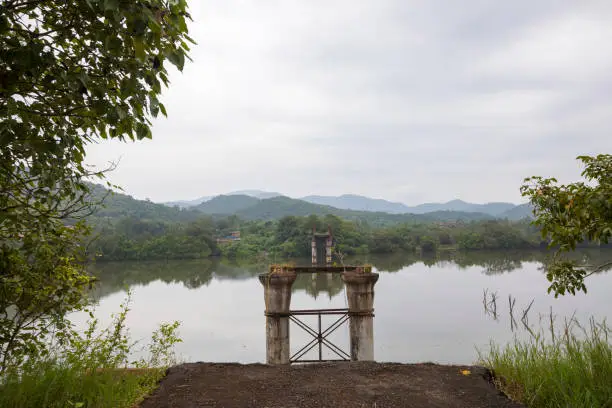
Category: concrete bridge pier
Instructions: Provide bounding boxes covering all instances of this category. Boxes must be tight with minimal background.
[342,269,379,361]
[258,269,297,365]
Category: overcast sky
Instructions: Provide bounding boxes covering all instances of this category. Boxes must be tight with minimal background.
[86,0,612,205]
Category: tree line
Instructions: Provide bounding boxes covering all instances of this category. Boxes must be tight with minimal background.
[89,213,558,261]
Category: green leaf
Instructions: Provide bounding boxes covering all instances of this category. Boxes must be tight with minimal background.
[133,38,146,61]
[149,96,159,118]
[136,123,150,140]
[104,0,119,11]
[167,50,185,71]
[159,102,167,117]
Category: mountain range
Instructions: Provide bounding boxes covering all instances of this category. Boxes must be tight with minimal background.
[162,190,532,220]
[84,184,533,228]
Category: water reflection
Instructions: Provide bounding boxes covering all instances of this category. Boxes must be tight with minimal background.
[79,249,612,365]
[293,273,345,300]
[89,249,612,301]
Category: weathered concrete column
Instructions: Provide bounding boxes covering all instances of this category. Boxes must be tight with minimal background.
[258,268,297,365]
[341,269,379,361]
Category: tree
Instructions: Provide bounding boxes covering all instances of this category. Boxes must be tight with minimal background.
[0,0,193,368]
[1,0,193,231]
[521,154,612,296]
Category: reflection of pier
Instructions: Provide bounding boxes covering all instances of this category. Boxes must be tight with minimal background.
[259,265,378,365]
[293,271,344,299]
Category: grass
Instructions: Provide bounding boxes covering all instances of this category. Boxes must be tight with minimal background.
[479,317,612,408]
[0,362,164,408]
[0,291,181,408]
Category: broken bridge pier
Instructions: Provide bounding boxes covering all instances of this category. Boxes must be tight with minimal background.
[259,265,379,365]
[258,270,296,365]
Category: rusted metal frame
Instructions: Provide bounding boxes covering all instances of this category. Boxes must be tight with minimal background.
[290,308,349,315]
[303,314,349,361]
[290,333,320,362]
[290,313,349,342]
[292,359,348,363]
[318,315,351,360]
[289,315,319,338]
[289,311,350,362]
[290,321,350,363]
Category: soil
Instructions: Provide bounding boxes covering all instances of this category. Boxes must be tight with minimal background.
[139,362,523,408]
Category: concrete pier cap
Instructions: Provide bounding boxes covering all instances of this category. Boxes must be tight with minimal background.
[258,270,297,314]
[341,268,379,361]
[259,267,297,365]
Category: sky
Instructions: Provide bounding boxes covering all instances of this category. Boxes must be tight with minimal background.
[86,0,612,205]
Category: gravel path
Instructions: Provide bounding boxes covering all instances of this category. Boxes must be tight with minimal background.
[139,362,523,408]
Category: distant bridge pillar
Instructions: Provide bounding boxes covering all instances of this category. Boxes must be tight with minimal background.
[342,268,379,361]
[258,267,297,364]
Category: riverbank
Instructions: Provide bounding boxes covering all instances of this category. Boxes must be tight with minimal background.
[139,362,523,408]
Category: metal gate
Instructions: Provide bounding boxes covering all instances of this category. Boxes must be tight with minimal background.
[289,308,350,363]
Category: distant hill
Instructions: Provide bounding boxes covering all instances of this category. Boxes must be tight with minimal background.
[164,196,213,208]
[194,194,260,215]
[195,195,493,225]
[163,190,524,217]
[86,184,202,223]
[406,199,516,216]
[227,190,281,199]
[302,196,517,216]
[236,196,337,219]
[499,203,534,220]
[301,194,411,214]
[98,184,527,225]
[163,190,280,208]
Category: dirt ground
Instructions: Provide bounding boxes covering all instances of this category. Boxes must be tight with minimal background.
[139,362,523,408]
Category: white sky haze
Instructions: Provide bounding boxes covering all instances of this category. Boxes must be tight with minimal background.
[86,0,612,205]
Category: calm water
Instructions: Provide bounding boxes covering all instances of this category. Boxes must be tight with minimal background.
[73,250,612,365]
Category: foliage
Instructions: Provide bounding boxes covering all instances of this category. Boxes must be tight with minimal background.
[89,212,556,262]
[0,222,94,371]
[419,235,438,253]
[0,292,182,408]
[0,0,192,385]
[480,317,612,408]
[1,0,194,238]
[521,154,612,296]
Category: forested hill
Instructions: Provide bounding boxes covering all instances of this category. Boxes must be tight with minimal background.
[85,184,530,224]
[194,195,495,225]
[85,183,202,223]
[83,185,545,262]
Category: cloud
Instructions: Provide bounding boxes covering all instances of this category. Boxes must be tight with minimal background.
[86,0,612,204]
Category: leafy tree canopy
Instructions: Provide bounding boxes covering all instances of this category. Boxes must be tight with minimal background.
[521,154,612,296]
[1,0,193,235]
[0,0,192,369]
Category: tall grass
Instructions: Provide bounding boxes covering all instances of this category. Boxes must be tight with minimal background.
[0,292,181,408]
[479,317,612,408]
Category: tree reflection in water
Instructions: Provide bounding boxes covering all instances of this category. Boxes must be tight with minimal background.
[89,249,612,301]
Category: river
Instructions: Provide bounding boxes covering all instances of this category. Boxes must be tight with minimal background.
[73,249,612,365]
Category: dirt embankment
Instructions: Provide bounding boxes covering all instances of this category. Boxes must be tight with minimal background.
[139,362,523,408]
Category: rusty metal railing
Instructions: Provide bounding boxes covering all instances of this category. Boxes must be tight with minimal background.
[289,308,350,363]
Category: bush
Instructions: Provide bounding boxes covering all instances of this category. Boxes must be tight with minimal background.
[419,236,438,253]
